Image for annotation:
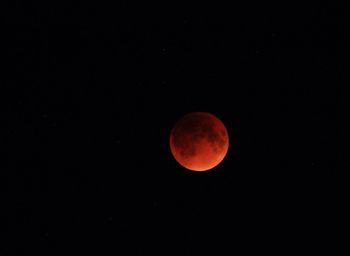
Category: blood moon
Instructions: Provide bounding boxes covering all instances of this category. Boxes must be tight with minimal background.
[169,112,229,171]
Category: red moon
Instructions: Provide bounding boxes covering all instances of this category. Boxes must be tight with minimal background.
[169,112,229,171]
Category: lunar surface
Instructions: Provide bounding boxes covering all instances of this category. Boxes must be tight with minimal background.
[170,112,229,171]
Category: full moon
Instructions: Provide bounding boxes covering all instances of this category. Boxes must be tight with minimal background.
[169,112,229,171]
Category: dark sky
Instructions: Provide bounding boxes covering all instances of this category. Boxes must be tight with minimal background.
[7,2,345,256]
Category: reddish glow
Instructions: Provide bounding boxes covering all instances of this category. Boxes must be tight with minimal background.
[170,112,229,171]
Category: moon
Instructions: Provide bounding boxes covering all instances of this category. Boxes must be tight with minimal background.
[169,112,229,171]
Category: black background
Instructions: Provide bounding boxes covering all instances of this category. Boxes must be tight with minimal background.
[7,2,346,255]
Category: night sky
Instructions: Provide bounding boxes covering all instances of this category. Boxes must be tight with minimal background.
[8,2,345,256]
